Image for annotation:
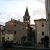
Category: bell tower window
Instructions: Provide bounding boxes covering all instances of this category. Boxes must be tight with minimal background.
[23,7,30,26]
[41,23,44,27]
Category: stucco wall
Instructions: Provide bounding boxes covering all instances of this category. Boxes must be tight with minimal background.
[35,20,48,43]
[5,34,14,41]
[5,20,27,42]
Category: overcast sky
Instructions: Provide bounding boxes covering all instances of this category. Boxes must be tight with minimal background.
[0,0,46,25]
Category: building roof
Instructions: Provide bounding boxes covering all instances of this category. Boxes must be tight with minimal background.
[34,18,46,21]
[24,7,29,16]
[5,19,23,25]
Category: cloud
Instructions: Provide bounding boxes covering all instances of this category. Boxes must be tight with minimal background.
[32,8,46,16]
[37,0,45,4]
[0,0,45,25]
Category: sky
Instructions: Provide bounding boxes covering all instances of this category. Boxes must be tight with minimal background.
[0,0,46,25]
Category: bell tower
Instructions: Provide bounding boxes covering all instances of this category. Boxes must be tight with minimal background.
[23,7,30,28]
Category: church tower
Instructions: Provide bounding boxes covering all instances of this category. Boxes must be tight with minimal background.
[23,7,30,29]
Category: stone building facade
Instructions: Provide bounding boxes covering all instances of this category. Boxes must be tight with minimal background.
[1,7,30,43]
[34,18,48,44]
[4,19,27,42]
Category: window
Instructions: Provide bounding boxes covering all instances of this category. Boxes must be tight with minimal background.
[28,17,29,20]
[41,23,44,27]
[14,24,16,27]
[26,18,27,20]
[8,37,9,39]
[42,32,44,35]
[2,37,5,41]
[22,36,26,41]
[14,31,16,34]
[41,38,44,44]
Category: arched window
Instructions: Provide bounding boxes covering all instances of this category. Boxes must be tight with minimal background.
[14,31,16,34]
[41,23,44,27]
[42,32,44,36]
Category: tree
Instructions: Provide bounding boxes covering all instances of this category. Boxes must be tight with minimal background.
[21,36,26,46]
[2,41,13,50]
[41,38,44,44]
[27,24,35,46]
[32,29,35,47]
[27,24,32,41]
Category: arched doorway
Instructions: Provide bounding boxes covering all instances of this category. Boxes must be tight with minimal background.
[44,36,49,47]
